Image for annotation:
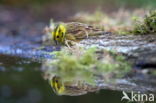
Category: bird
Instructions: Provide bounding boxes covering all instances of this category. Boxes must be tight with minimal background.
[44,21,105,47]
[49,76,99,96]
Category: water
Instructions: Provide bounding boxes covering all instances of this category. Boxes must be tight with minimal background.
[0,54,133,103]
[1,33,155,103]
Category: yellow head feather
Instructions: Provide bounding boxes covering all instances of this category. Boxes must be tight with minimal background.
[50,76,65,95]
[52,24,66,45]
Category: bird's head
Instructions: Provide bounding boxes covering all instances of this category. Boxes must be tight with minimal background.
[52,24,66,45]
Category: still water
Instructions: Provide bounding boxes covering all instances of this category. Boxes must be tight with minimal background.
[0,54,135,103]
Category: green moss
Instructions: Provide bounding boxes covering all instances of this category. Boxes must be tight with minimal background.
[43,47,131,85]
[130,10,156,35]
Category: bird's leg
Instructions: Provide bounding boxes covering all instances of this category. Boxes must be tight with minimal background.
[65,39,72,49]
[65,39,79,50]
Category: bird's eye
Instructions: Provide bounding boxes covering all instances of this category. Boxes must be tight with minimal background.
[55,79,58,83]
[57,36,59,38]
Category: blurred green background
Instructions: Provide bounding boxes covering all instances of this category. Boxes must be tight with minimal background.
[0,0,156,21]
[1,0,156,8]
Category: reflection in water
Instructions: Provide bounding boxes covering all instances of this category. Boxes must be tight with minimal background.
[42,47,131,96]
[0,54,129,103]
[49,75,100,96]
